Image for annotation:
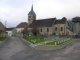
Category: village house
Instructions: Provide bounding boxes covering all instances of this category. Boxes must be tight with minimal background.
[27,4,73,36]
[72,17,80,37]
[6,27,16,36]
[16,22,28,36]
[0,22,5,37]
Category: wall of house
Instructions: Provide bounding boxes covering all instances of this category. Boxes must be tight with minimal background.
[73,22,80,35]
[16,28,24,33]
[54,24,67,35]
[39,27,53,35]
[67,29,73,36]
[6,31,12,36]
[0,22,5,37]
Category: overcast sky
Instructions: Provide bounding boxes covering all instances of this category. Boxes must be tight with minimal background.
[0,0,80,28]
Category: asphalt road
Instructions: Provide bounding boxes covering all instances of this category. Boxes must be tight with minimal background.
[0,37,80,60]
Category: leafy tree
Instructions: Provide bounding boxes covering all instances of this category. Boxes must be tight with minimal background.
[21,28,29,36]
[62,17,67,20]
[31,28,39,37]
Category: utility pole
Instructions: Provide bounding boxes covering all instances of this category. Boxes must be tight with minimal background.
[5,20,7,37]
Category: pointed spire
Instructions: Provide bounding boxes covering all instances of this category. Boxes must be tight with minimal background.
[31,4,33,11]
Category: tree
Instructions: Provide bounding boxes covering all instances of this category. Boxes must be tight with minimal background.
[21,28,29,36]
[31,28,39,37]
[62,17,67,20]
[68,20,74,31]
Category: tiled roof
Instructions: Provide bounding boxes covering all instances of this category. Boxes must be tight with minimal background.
[6,28,14,31]
[54,19,66,24]
[16,22,28,28]
[28,18,56,28]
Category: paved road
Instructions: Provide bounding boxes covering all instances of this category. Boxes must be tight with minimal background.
[0,37,80,60]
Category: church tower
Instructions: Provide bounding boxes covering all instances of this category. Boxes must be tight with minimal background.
[28,4,36,25]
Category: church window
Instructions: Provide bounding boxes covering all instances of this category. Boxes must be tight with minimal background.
[47,28,49,32]
[55,27,57,31]
[41,28,42,32]
[61,27,63,31]
[29,16,31,18]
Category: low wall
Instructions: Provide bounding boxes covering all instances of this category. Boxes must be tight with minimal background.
[34,40,74,50]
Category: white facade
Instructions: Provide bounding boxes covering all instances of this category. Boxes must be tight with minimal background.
[6,31,12,36]
[16,28,24,33]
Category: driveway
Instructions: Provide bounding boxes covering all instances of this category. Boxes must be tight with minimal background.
[0,37,80,60]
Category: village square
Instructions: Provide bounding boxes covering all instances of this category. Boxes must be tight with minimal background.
[0,0,80,60]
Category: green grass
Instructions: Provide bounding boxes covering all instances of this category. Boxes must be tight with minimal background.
[0,37,6,41]
[46,39,71,45]
[23,37,47,44]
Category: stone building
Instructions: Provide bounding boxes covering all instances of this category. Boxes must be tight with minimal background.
[0,22,5,37]
[27,4,73,36]
[72,17,80,36]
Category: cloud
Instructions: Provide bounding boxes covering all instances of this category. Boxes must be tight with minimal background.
[0,0,80,27]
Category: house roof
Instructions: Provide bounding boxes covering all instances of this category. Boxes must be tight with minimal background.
[6,28,14,31]
[28,18,56,28]
[72,17,80,22]
[54,19,66,24]
[16,22,28,28]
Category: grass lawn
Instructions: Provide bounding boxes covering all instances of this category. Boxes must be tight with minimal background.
[23,37,47,44]
[46,39,71,45]
[0,37,6,41]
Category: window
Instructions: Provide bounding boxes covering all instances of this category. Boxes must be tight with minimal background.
[55,27,57,31]
[47,28,49,32]
[29,16,31,18]
[61,27,63,31]
[41,28,42,32]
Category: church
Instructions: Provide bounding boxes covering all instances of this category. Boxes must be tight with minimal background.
[27,4,73,36]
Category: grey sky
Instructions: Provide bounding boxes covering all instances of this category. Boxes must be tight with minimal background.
[0,0,80,27]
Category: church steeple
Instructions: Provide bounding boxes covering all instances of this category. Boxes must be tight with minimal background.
[28,4,36,25]
[28,4,36,15]
[31,4,33,11]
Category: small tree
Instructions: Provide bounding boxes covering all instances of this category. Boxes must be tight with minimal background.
[62,17,67,21]
[21,28,29,37]
[31,28,39,37]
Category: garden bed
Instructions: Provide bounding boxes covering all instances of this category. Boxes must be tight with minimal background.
[46,39,71,45]
[23,37,47,44]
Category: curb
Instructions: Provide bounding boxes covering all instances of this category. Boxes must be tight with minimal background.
[34,39,75,50]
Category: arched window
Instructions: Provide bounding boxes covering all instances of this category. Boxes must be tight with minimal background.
[47,28,49,32]
[41,28,42,32]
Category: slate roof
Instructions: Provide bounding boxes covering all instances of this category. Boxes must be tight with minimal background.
[72,17,80,22]
[28,18,56,28]
[54,19,66,24]
[28,4,36,15]
[6,28,14,31]
[16,22,28,28]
